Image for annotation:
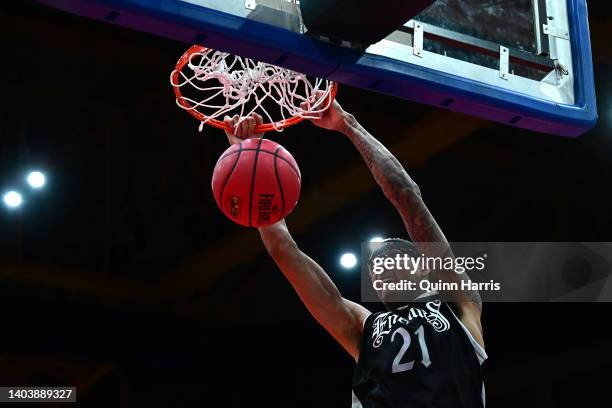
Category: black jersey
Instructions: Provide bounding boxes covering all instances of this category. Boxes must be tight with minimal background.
[352,294,486,408]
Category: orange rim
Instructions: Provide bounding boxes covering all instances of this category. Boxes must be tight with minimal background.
[172,45,338,133]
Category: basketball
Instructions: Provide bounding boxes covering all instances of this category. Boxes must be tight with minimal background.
[212,138,301,227]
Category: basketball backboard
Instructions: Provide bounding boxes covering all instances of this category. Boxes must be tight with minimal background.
[38,0,597,136]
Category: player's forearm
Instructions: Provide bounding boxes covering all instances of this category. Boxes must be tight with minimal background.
[339,114,442,245]
[258,219,295,259]
[259,221,365,358]
[258,221,344,308]
[339,113,421,207]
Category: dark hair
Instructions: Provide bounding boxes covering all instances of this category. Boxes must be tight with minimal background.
[367,238,420,274]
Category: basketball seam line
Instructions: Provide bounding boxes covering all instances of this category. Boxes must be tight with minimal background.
[218,148,300,179]
[218,143,243,210]
[248,138,265,227]
[274,146,285,220]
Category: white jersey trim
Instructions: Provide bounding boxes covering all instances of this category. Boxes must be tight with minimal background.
[351,391,364,408]
[446,304,488,365]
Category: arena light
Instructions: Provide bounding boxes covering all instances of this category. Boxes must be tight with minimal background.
[369,236,384,243]
[3,191,23,209]
[340,252,358,269]
[26,171,46,189]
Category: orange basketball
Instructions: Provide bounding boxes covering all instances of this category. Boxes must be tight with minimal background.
[211,138,301,227]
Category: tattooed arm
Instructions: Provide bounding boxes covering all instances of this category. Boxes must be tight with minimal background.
[305,99,484,348]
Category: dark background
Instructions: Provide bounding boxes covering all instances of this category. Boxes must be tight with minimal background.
[1,1,612,407]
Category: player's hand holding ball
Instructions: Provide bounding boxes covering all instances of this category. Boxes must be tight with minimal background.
[211,113,301,227]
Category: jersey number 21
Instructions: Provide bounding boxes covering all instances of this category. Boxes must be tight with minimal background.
[391,325,431,373]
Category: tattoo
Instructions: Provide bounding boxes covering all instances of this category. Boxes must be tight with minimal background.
[343,115,417,207]
[343,116,482,312]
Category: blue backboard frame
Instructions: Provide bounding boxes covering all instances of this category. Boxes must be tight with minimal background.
[38,0,597,136]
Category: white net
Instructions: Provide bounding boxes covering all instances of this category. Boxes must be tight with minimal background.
[170,47,335,132]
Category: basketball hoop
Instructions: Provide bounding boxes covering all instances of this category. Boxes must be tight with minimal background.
[170,45,337,133]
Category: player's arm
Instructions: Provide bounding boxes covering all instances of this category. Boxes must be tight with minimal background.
[258,219,371,361]
[223,113,370,361]
[305,99,484,347]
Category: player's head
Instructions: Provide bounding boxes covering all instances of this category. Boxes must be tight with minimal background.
[367,238,430,308]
